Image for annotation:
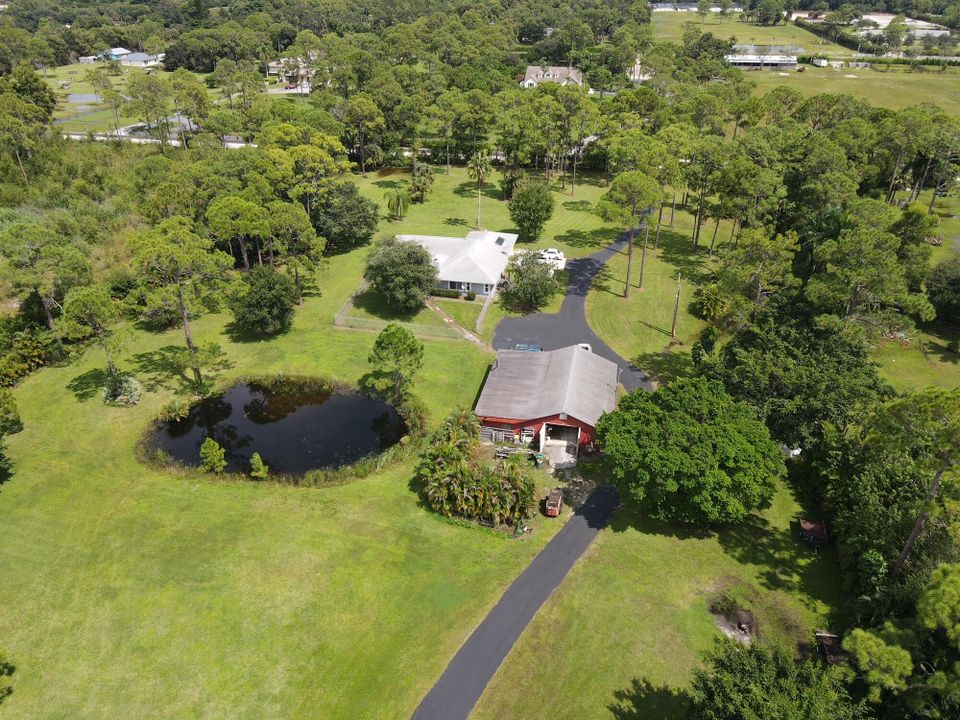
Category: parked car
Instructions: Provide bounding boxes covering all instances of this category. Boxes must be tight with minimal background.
[284,83,298,90]
[539,248,565,262]
[512,343,543,352]
[545,488,564,517]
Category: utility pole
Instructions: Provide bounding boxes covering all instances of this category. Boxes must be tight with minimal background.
[639,223,649,291]
[671,273,682,339]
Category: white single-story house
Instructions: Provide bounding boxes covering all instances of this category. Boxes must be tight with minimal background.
[119,52,164,68]
[520,65,585,88]
[398,230,518,296]
[79,55,97,64]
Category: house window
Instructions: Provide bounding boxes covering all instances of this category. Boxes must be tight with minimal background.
[483,284,492,294]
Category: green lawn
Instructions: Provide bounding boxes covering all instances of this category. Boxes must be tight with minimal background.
[472,481,841,720]
[433,297,484,331]
[352,167,621,259]
[586,209,714,383]
[750,65,960,117]
[652,13,852,56]
[46,62,219,132]
[871,192,960,392]
[0,247,576,719]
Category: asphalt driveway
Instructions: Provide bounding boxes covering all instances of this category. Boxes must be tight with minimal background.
[492,239,654,392]
[409,486,620,720]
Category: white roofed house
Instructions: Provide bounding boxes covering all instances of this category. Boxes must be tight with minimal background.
[521,65,586,89]
[397,230,518,296]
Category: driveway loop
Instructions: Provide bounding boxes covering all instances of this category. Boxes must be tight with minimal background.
[492,238,653,392]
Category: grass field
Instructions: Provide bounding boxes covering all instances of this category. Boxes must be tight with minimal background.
[652,12,852,56]
[750,65,960,117]
[433,297,484,331]
[473,482,841,720]
[353,167,621,259]
[585,209,716,383]
[0,247,578,719]
[872,192,960,392]
[45,62,218,132]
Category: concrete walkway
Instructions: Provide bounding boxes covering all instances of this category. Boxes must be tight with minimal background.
[410,486,620,720]
[492,239,654,392]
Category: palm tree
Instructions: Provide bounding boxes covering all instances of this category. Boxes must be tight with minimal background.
[384,188,411,220]
[467,150,493,230]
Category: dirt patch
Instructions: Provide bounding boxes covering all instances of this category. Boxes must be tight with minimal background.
[376,167,402,177]
[712,608,757,645]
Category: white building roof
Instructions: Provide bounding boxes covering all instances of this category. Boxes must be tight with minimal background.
[110,47,132,56]
[475,346,619,427]
[725,54,798,64]
[398,230,518,285]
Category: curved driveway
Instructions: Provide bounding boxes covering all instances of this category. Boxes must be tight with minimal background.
[493,239,654,392]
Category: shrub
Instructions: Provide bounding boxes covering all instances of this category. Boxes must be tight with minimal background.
[430,288,462,299]
[928,258,960,323]
[465,291,476,301]
[409,164,434,203]
[103,374,142,407]
[364,238,438,313]
[229,266,298,336]
[416,409,535,527]
[508,178,555,242]
[692,283,730,322]
[0,329,66,388]
[199,437,227,473]
[499,252,560,312]
[310,182,379,251]
[249,452,269,479]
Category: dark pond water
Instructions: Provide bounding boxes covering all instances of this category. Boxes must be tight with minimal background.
[151,382,406,475]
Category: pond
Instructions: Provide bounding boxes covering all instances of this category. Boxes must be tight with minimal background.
[150,381,406,475]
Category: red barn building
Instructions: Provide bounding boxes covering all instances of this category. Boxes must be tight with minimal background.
[474,346,619,457]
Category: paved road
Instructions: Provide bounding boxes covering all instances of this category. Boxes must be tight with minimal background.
[493,239,654,392]
[409,486,620,720]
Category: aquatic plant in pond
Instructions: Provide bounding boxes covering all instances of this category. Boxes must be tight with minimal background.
[150,379,406,475]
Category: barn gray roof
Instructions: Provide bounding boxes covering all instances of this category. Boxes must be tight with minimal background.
[474,346,619,427]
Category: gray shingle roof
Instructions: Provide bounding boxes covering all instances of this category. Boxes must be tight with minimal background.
[474,346,619,427]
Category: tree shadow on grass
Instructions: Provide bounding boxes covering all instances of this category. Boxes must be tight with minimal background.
[608,503,711,541]
[608,678,689,720]
[373,179,403,190]
[453,181,502,201]
[589,264,621,298]
[715,512,841,610]
[223,321,287,344]
[66,367,109,402]
[920,323,960,364]
[444,216,468,227]
[562,199,593,212]
[554,227,617,250]
[352,289,422,322]
[632,350,694,385]
[655,229,712,285]
[130,345,198,394]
